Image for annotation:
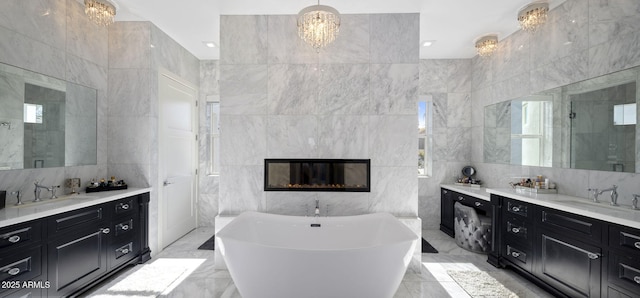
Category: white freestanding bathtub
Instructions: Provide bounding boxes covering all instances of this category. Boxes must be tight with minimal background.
[216,211,418,298]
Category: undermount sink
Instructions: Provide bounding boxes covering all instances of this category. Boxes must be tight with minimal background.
[553,198,635,212]
[11,194,94,208]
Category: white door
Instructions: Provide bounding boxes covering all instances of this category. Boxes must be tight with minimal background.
[159,71,197,249]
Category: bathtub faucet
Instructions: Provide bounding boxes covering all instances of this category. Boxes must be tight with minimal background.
[315,199,320,217]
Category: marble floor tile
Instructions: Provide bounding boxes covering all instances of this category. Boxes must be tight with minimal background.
[84,228,552,298]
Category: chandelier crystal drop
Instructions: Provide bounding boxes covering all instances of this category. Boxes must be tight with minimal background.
[84,0,116,27]
[475,35,498,57]
[297,3,340,51]
[517,2,549,32]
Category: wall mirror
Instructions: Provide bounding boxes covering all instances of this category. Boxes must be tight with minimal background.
[484,66,639,173]
[0,62,97,170]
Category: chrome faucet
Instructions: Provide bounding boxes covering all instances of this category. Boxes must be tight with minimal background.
[597,185,618,206]
[11,190,22,206]
[33,180,52,202]
[632,194,639,210]
[587,188,600,203]
[314,199,320,217]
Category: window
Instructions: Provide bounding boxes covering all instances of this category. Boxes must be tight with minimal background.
[510,100,552,167]
[24,103,43,124]
[613,103,636,125]
[418,96,433,177]
[206,101,220,175]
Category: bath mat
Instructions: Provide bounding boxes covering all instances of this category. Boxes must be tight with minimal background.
[447,270,520,297]
[197,235,215,250]
[422,238,438,253]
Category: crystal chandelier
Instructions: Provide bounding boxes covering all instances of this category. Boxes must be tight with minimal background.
[84,0,116,27]
[475,35,498,57]
[297,1,340,51]
[517,2,549,32]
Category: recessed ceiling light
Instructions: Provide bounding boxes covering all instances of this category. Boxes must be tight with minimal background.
[203,41,217,48]
[421,40,436,47]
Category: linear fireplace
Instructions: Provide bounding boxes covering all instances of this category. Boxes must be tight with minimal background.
[264,159,370,192]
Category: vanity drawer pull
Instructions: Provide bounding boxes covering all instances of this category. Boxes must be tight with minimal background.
[635,242,640,250]
[7,267,20,276]
[511,206,520,212]
[443,190,448,194]
[511,227,521,234]
[119,248,130,254]
[587,252,600,260]
[634,276,640,284]
[120,224,130,231]
[8,235,21,243]
[100,228,110,234]
[458,196,465,201]
[475,202,482,207]
[511,251,521,258]
[121,203,130,210]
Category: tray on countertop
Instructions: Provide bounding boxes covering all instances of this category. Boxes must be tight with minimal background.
[85,184,128,193]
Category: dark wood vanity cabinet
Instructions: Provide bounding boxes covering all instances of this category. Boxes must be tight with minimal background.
[0,221,45,298]
[491,194,640,298]
[440,188,490,238]
[607,225,640,297]
[535,207,604,298]
[440,188,454,237]
[0,192,150,298]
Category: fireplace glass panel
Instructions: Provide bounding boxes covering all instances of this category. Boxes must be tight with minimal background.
[264,159,370,192]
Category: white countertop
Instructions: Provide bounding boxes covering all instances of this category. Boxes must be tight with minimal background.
[440,184,640,229]
[441,184,491,201]
[0,187,151,228]
[486,188,640,230]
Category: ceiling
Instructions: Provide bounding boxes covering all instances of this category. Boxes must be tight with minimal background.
[109,0,564,60]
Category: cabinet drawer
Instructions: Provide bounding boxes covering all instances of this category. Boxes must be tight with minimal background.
[0,245,43,287]
[539,207,602,243]
[504,217,531,243]
[609,253,640,294]
[0,221,41,252]
[113,197,137,217]
[610,225,640,256]
[114,218,135,237]
[504,199,529,218]
[504,243,532,272]
[452,192,490,213]
[109,240,139,270]
[48,205,104,236]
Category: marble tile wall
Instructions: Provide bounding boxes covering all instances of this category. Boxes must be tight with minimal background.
[0,0,107,202]
[198,60,220,227]
[217,13,421,271]
[470,0,640,207]
[417,59,473,229]
[108,21,199,256]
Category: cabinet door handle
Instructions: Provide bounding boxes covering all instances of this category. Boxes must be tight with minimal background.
[475,202,482,207]
[121,203,130,210]
[7,235,21,243]
[458,196,465,201]
[635,242,640,250]
[101,228,110,234]
[634,276,640,284]
[511,227,520,234]
[7,268,20,276]
[511,251,521,258]
[120,224,130,231]
[587,252,600,260]
[511,206,520,212]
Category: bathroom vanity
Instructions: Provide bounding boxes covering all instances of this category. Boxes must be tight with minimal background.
[0,188,151,298]
[440,186,640,298]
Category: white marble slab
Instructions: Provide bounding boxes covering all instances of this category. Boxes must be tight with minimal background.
[487,188,640,229]
[0,187,151,228]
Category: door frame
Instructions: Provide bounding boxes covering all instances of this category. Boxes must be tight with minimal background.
[157,67,199,249]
